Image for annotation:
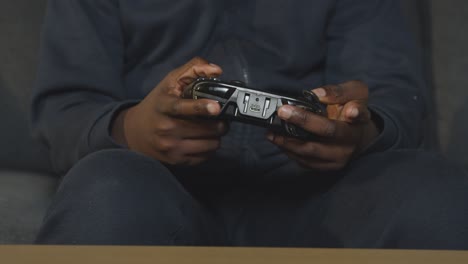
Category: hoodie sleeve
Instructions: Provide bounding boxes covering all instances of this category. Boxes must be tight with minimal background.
[31,0,138,174]
[325,0,426,153]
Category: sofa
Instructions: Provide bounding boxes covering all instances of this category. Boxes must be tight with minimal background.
[1,0,467,244]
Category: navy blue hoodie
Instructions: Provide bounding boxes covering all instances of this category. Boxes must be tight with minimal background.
[32,0,425,174]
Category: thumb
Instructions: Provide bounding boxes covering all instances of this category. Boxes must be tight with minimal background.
[311,80,368,105]
[176,60,223,87]
[338,101,371,123]
[161,57,223,96]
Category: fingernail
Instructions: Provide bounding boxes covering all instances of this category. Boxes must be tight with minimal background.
[278,106,293,120]
[209,63,220,68]
[266,133,274,141]
[218,122,225,132]
[206,103,218,115]
[348,107,359,118]
[312,88,327,97]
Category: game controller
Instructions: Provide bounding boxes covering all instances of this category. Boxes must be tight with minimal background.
[183,78,326,139]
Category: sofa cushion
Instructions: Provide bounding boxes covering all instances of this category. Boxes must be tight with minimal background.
[431,1,468,168]
[0,0,52,173]
[0,171,57,244]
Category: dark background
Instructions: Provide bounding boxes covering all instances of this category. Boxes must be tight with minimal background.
[0,0,467,244]
[0,1,51,172]
[431,1,468,167]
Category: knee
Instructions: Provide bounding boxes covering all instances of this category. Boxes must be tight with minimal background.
[59,149,179,197]
[351,150,467,188]
[49,149,193,220]
[378,172,468,249]
[354,151,468,249]
[38,149,194,244]
[359,150,468,205]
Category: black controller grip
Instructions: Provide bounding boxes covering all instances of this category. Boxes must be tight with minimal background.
[183,78,326,139]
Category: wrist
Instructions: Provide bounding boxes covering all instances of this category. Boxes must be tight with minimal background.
[111,108,131,147]
[357,116,381,155]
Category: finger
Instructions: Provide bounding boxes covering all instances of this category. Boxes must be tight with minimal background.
[183,150,221,166]
[325,104,344,120]
[163,153,213,167]
[176,57,223,86]
[181,156,211,166]
[311,80,368,105]
[338,101,371,123]
[154,117,227,139]
[278,149,346,171]
[290,154,348,171]
[160,96,221,117]
[174,57,219,75]
[278,105,344,138]
[160,57,222,96]
[181,139,222,156]
[176,120,228,139]
[267,133,340,162]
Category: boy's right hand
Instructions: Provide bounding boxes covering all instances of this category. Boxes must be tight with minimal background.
[112,57,228,166]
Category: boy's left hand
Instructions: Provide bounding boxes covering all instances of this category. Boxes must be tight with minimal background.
[267,81,380,171]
